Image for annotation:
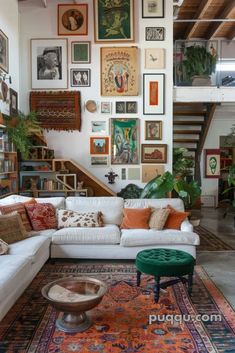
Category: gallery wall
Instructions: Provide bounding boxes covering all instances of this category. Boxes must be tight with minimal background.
[0,0,19,115]
[19,0,173,193]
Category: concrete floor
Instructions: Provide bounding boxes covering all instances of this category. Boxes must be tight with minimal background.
[196,207,235,308]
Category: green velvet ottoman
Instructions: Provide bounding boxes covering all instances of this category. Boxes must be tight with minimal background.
[136,248,195,303]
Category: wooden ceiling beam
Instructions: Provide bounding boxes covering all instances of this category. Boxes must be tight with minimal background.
[226,25,235,40]
[184,0,214,39]
[206,0,235,39]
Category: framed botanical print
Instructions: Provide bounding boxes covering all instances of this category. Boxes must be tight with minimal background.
[142,0,164,18]
[90,137,109,155]
[101,47,139,96]
[9,88,18,117]
[145,48,165,69]
[143,73,165,115]
[0,30,9,73]
[94,0,134,42]
[31,38,68,89]
[71,41,91,63]
[205,149,221,178]
[145,27,165,41]
[141,144,167,163]
[58,4,88,35]
[111,118,140,165]
[70,69,90,87]
[145,120,162,140]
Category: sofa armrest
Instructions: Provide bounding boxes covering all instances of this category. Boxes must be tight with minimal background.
[181,219,193,232]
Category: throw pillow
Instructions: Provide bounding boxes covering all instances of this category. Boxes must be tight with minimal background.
[149,208,171,230]
[121,208,152,229]
[0,212,28,244]
[164,205,189,230]
[0,239,9,255]
[57,209,104,228]
[0,201,35,232]
[25,203,57,231]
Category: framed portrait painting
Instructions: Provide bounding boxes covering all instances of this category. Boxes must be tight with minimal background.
[71,41,91,63]
[142,0,164,18]
[145,120,162,140]
[141,144,167,163]
[0,30,9,73]
[94,0,134,42]
[70,69,90,87]
[111,118,140,165]
[101,47,139,96]
[31,38,68,89]
[9,88,18,117]
[143,73,165,115]
[58,4,88,35]
[205,149,220,178]
[90,137,109,155]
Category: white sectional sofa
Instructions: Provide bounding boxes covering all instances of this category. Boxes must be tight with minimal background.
[0,195,200,321]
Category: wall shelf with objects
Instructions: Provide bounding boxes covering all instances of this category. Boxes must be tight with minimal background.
[0,127,18,199]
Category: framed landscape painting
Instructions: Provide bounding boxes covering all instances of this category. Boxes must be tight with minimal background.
[94,0,134,42]
[0,29,8,73]
[90,137,109,155]
[31,38,68,89]
[71,41,91,63]
[101,47,138,96]
[111,118,139,165]
[141,144,167,163]
[58,4,88,35]
[143,73,165,115]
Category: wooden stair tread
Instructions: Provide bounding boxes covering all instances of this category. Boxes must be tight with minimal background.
[173,121,204,125]
[173,130,201,134]
[173,139,199,143]
[173,111,206,116]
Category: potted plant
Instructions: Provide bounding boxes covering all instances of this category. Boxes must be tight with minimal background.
[181,45,217,86]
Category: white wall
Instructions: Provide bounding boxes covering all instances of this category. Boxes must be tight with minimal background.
[19,0,173,193]
[0,0,19,115]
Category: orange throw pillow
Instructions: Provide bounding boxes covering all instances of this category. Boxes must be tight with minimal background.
[164,205,189,230]
[121,208,152,229]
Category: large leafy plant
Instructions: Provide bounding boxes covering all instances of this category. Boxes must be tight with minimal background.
[173,147,194,179]
[222,164,235,208]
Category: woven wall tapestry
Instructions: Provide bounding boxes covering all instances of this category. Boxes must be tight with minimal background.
[30,91,81,131]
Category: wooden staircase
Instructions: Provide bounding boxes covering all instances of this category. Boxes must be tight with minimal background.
[173,102,217,183]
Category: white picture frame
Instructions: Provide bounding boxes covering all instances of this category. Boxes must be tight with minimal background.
[145,48,165,69]
[91,121,107,135]
[101,102,112,114]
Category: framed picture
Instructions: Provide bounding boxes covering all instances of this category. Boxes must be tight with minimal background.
[90,137,109,155]
[91,121,107,135]
[31,38,68,89]
[205,149,221,178]
[145,48,165,69]
[116,102,125,114]
[91,156,109,167]
[143,73,165,115]
[145,27,165,41]
[101,102,112,114]
[111,118,140,165]
[71,41,91,63]
[142,0,164,18]
[100,47,139,96]
[58,4,88,35]
[9,88,18,117]
[94,0,134,42]
[0,30,9,73]
[141,144,167,163]
[70,69,90,87]
[126,101,137,114]
[145,120,162,140]
[142,164,165,183]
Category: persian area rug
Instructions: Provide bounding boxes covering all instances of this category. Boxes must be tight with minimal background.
[194,225,235,251]
[0,262,235,353]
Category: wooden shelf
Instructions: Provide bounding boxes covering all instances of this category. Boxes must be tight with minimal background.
[0,171,17,175]
[21,159,53,162]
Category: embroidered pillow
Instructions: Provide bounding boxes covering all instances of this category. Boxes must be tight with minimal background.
[149,208,171,230]
[57,209,104,228]
[120,208,152,229]
[164,205,189,230]
[0,212,28,244]
[0,239,9,255]
[25,203,57,231]
[0,201,36,232]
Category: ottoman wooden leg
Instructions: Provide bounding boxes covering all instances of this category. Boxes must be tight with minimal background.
[188,273,193,296]
[137,270,141,286]
[154,276,161,303]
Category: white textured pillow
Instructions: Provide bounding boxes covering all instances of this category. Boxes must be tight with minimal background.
[57,209,103,229]
[0,239,9,255]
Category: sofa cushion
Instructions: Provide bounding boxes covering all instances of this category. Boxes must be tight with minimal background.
[121,208,151,229]
[0,202,33,232]
[65,197,124,225]
[0,195,65,209]
[0,212,28,244]
[57,209,103,228]
[124,198,185,212]
[164,205,189,230]
[25,203,57,231]
[120,229,200,247]
[29,229,57,238]
[149,208,171,230]
[52,224,121,245]
[0,239,8,255]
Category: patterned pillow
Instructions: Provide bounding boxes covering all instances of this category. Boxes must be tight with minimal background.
[57,209,104,228]
[149,208,171,230]
[0,239,9,255]
[0,201,35,232]
[0,212,28,244]
[25,203,57,231]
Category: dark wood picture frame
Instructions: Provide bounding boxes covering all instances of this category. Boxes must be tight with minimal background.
[145,120,162,140]
[0,29,9,73]
[141,144,167,163]
[9,88,18,117]
[57,4,88,36]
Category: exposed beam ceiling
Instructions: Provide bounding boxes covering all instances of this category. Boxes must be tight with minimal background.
[206,0,235,38]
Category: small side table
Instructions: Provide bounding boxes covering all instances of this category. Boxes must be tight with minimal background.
[136,248,195,303]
